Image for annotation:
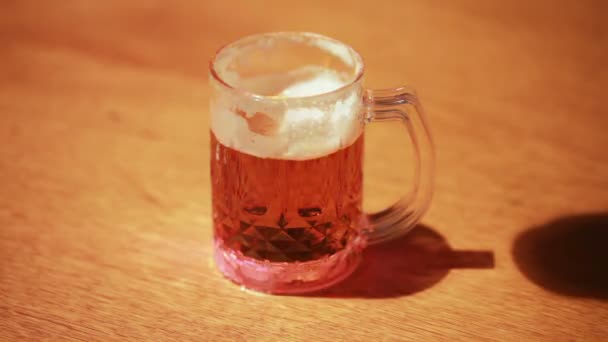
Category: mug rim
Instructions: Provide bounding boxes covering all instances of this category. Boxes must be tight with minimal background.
[209,31,365,102]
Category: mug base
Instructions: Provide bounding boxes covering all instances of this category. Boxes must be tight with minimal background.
[213,238,363,294]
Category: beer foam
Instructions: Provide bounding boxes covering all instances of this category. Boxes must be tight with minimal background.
[280,69,345,97]
[211,68,362,160]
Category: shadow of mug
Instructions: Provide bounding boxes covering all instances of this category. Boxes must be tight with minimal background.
[513,213,608,300]
[311,224,494,298]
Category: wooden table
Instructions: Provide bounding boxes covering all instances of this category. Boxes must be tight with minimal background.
[2,1,607,340]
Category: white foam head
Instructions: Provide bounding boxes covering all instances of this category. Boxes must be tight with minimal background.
[280,68,345,97]
[210,33,363,160]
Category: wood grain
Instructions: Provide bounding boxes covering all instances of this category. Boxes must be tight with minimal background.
[1,1,607,341]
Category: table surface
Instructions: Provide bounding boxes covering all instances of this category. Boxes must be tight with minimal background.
[1,1,607,341]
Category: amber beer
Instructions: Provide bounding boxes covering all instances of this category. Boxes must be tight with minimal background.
[211,132,364,262]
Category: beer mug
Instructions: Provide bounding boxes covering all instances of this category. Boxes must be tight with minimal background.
[209,32,434,294]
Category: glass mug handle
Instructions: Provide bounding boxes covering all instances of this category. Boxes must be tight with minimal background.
[363,87,435,244]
